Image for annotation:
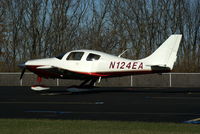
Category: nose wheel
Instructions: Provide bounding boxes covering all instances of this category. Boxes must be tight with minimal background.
[31,76,50,91]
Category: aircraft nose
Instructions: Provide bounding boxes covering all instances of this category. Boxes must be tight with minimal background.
[18,62,26,68]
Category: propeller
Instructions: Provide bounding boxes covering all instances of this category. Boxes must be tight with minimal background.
[18,63,26,80]
[20,68,26,80]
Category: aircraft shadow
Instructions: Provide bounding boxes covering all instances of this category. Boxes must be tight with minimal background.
[33,86,200,95]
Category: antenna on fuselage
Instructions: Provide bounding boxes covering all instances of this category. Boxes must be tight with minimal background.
[118,49,128,57]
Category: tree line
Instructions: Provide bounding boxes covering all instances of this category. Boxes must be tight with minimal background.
[0,0,199,72]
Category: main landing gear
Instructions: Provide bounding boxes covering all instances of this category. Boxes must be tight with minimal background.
[66,78,100,92]
[30,76,101,92]
[79,78,98,87]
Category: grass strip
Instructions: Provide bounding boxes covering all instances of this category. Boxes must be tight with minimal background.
[0,119,200,134]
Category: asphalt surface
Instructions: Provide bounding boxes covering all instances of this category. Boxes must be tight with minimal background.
[0,86,200,123]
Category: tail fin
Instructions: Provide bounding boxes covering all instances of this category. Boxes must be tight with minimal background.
[142,34,182,70]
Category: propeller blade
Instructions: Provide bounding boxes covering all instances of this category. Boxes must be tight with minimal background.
[18,62,26,80]
[20,68,26,80]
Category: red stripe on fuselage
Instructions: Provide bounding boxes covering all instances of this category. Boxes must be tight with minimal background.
[72,71,110,77]
[71,70,163,77]
[25,65,170,79]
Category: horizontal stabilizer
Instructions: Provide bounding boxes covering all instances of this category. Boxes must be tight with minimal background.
[150,65,171,71]
[146,64,167,67]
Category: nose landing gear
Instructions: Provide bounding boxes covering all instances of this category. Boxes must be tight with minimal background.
[31,76,50,91]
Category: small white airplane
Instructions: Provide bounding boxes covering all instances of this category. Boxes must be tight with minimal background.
[19,34,182,91]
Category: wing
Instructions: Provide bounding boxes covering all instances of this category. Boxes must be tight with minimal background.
[35,65,98,79]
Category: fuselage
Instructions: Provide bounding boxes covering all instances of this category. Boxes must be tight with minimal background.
[24,49,170,79]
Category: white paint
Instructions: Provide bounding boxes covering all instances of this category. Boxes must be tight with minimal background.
[31,86,50,91]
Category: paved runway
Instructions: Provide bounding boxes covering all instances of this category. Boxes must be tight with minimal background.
[0,86,200,122]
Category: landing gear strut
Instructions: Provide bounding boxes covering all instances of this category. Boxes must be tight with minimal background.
[37,76,42,83]
[80,78,98,87]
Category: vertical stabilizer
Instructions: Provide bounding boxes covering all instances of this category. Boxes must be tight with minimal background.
[142,34,182,70]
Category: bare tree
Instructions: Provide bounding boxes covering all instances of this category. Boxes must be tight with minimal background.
[0,0,199,72]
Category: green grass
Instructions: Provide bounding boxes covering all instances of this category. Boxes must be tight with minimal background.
[0,119,200,134]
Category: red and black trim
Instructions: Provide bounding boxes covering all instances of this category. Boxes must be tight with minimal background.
[25,65,170,80]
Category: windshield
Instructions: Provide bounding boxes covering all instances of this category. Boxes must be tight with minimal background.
[56,53,66,60]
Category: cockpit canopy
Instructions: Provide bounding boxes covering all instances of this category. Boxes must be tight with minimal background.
[66,52,84,60]
[86,53,100,61]
[56,51,101,61]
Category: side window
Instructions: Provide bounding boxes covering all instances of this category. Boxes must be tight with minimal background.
[66,52,84,60]
[86,53,100,61]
